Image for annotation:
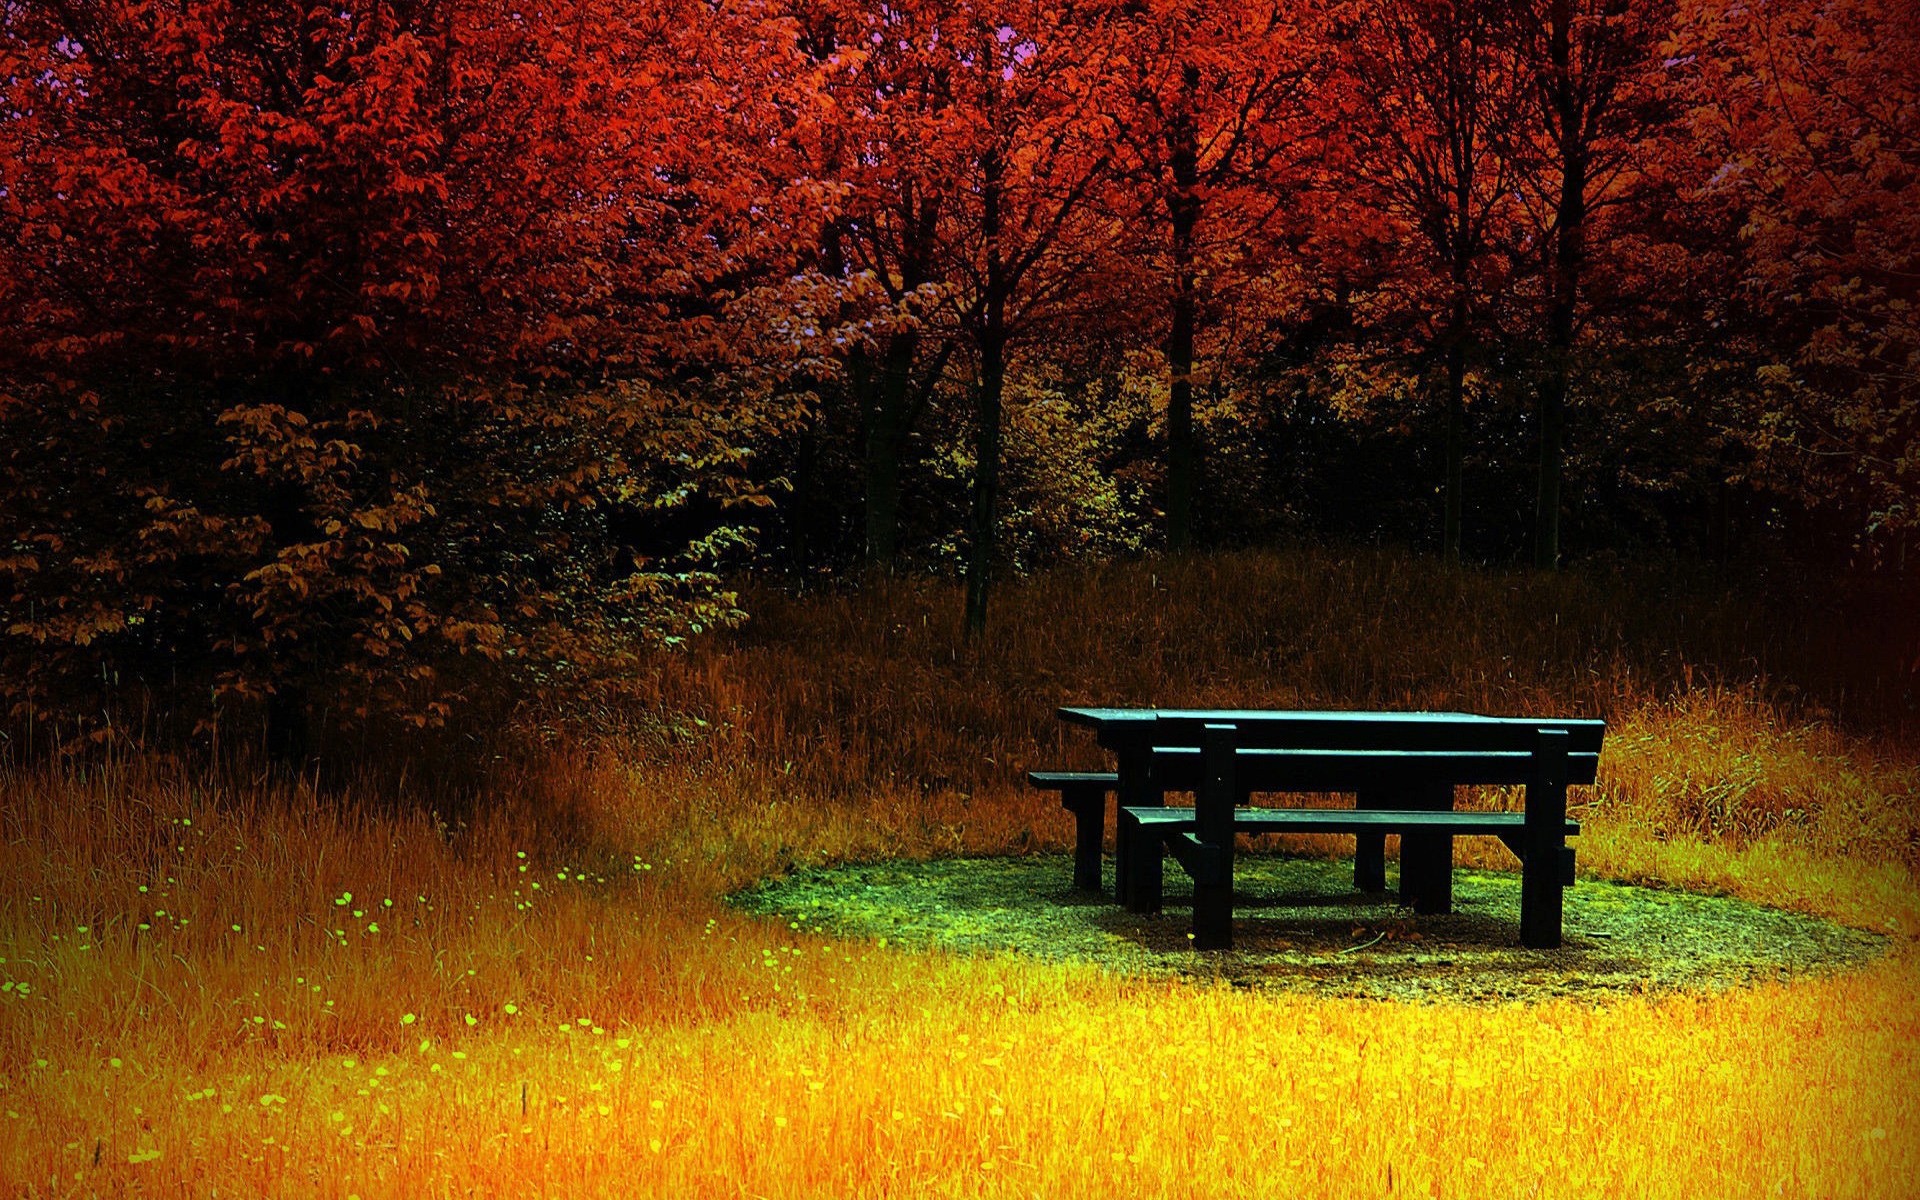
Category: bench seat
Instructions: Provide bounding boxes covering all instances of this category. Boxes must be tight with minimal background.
[1122,803,1578,841]
[1027,770,1120,788]
[1122,804,1577,906]
[1027,770,1119,891]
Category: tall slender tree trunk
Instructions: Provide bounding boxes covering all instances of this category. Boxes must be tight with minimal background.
[1165,63,1202,553]
[1535,0,1584,570]
[965,149,1006,638]
[966,329,1005,637]
[265,682,310,769]
[1443,283,1468,567]
[789,404,817,579]
[863,331,917,570]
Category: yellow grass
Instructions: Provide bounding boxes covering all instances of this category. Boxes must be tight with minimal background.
[4,548,1917,1197]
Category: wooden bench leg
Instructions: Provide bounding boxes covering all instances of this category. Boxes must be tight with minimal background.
[1354,788,1387,893]
[1400,783,1455,915]
[1521,730,1570,949]
[1061,784,1106,893]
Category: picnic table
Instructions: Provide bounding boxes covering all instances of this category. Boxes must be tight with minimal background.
[1030,707,1604,949]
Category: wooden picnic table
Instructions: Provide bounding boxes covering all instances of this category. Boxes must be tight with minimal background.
[1031,707,1604,949]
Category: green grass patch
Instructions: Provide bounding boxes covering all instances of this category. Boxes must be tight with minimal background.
[732,853,1888,1003]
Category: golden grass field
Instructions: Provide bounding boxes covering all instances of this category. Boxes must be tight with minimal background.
[3,549,1917,1198]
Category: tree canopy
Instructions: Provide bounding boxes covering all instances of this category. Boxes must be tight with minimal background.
[3,0,1913,751]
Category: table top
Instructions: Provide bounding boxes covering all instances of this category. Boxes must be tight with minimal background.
[1059,706,1485,726]
[1057,707,1606,750]
[1055,706,1606,784]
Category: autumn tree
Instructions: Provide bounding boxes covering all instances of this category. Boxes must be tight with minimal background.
[884,1,1127,634]
[1676,0,1919,559]
[792,0,968,571]
[1337,0,1530,565]
[1105,0,1322,552]
[1508,0,1674,567]
[0,0,826,755]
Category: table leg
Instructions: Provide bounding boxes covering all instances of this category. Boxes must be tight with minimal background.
[1354,788,1387,892]
[1521,730,1570,948]
[1126,811,1167,914]
[1116,742,1161,912]
[1191,725,1236,949]
[1400,783,1455,915]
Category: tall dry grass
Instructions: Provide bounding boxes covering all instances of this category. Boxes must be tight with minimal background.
[3,547,1917,1198]
[626,549,1917,877]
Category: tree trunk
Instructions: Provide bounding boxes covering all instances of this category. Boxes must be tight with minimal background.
[265,682,310,769]
[965,148,1006,638]
[1535,0,1584,571]
[1443,293,1467,568]
[864,331,917,570]
[966,329,1005,637]
[1165,63,1202,553]
[788,402,818,579]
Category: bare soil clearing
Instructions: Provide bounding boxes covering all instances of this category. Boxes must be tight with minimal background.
[732,853,1888,1002]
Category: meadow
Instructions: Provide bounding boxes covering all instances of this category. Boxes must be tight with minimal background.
[3,548,1917,1198]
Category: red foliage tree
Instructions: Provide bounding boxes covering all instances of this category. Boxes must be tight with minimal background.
[0,0,825,753]
[1335,0,1532,565]
[793,0,1127,629]
[1506,0,1677,567]
[1676,0,1919,556]
[1108,0,1323,552]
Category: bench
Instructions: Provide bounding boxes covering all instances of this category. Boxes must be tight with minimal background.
[1027,770,1118,892]
[1031,708,1603,952]
[1128,725,1583,948]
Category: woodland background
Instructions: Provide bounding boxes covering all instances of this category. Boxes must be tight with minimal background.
[2,0,1915,762]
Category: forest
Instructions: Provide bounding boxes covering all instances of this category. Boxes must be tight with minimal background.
[1,1,1916,1197]
[2,0,1914,746]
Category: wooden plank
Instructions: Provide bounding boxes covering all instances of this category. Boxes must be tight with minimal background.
[1061,707,1479,725]
[1166,832,1230,886]
[1027,770,1120,786]
[1154,717,1604,756]
[1062,783,1106,893]
[1399,782,1454,915]
[1059,707,1605,755]
[1145,746,1602,789]
[1115,808,1162,914]
[1197,726,1235,853]
[1116,739,1161,911]
[1028,772,1118,894]
[1071,801,1103,892]
[1120,806,1579,835]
